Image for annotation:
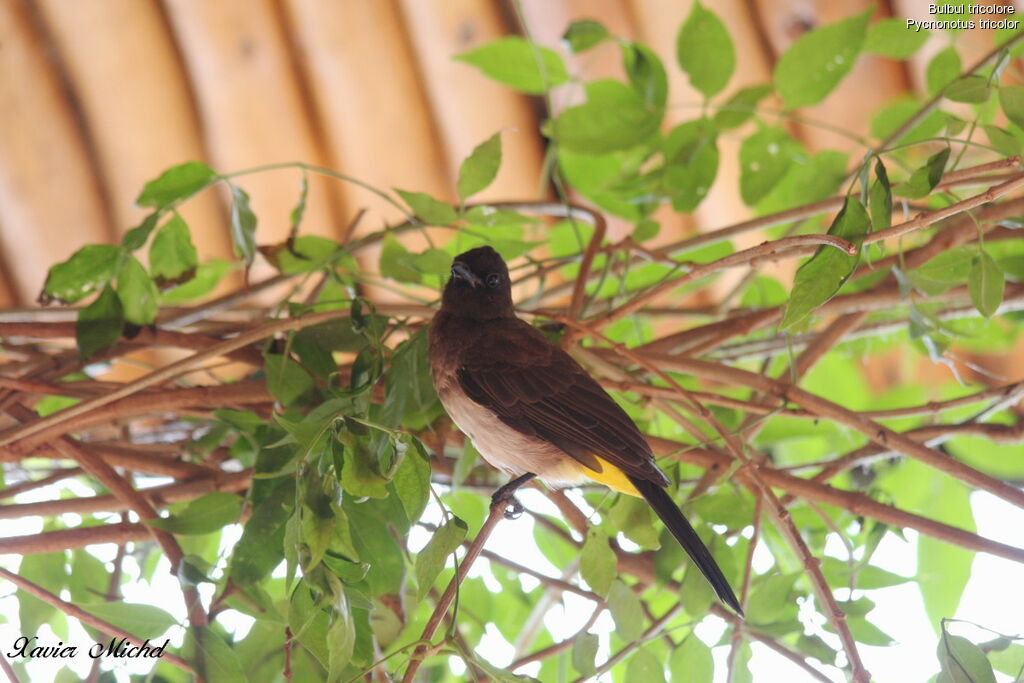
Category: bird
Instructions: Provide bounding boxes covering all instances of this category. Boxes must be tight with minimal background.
[428,245,742,614]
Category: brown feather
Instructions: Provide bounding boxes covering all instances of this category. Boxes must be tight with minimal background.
[450,316,668,485]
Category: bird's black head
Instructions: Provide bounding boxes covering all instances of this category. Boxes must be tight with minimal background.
[440,246,514,319]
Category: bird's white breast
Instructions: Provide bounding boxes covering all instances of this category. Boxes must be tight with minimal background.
[434,376,586,487]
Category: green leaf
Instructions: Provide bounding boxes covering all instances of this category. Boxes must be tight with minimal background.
[228,478,294,585]
[821,557,910,590]
[999,84,1024,129]
[78,603,177,640]
[322,555,369,585]
[67,549,108,604]
[781,196,868,329]
[608,494,659,548]
[678,538,714,614]
[580,528,616,597]
[413,248,452,276]
[186,626,247,683]
[457,133,502,201]
[461,205,537,227]
[670,636,714,683]
[556,146,649,219]
[676,1,734,98]
[633,219,659,242]
[76,285,124,358]
[606,580,644,641]
[622,42,668,109]
[626,648,666,683]
[326,592,355,682]
[663,118,719,212]
[983,125,1021,157]
[989,642,1024,676]
[731,641,754,683]
[995,21,1024,54]
[149,213,198,284]
[160,259,233,303]
[229,184,258,266]
[382,330,438,428]
[869,159,892,232]
[863,18,929,59]
[746,573,799,624]
[546,79,662,154]
[264,352,315,407]
[927,47,962,95]
[391,439,430,524]
[395,189,457,225]
[690,492,754,529]
[415,517,467,599]
[40,244,123,304]
[455,36,568,94]
[945,113,968,137]
[379,235,421,284]
[290,172,309,235]
[572,632,599,676]
[847,613,896,646]
[796,634,837,664]
[18,553,66,637]
[969,251,1005,317]
[288,581,329,665]
[122,212,160,250]
[146,492,242,535]
[739,127,800,205]
[899,147,951,199]
[714,84,772,130]
[870,98,948,145]
[774,8,872,109]
[756,149,846,213]
[907,247,975,295]
[136,161,216,209]
[563,19,609,54]
[740,274,788,308]
[945,75,991,103]
[939,635,997,683]
[261,235,340,275]
[116,255,159,326]
[913,466,974,630]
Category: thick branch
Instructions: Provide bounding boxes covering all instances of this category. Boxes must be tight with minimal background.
[0,470,251,520]
[0,523,152,554]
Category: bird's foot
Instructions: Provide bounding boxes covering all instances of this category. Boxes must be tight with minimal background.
[490,473,537,520]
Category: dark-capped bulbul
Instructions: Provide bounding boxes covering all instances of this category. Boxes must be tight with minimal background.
[428,246,741,614]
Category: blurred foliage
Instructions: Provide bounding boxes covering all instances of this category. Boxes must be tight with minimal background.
[6,6,1024,683]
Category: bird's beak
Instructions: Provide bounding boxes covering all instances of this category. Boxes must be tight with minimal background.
[451,262,482,288]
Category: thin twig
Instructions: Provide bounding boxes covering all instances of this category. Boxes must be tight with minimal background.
[401,501,510,683]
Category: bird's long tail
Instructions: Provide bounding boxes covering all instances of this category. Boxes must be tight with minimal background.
[629,475,743,615]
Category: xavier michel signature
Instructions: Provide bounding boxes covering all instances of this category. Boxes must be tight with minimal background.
[6,635,169,660]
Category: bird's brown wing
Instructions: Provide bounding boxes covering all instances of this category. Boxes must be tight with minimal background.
[456,319,667,485]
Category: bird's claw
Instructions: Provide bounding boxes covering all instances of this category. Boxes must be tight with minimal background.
[490,472,536,520]
[500,496,525,520]
[490,487,525,519]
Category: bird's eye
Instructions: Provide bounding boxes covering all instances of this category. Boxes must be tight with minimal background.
[486,273,501,288]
